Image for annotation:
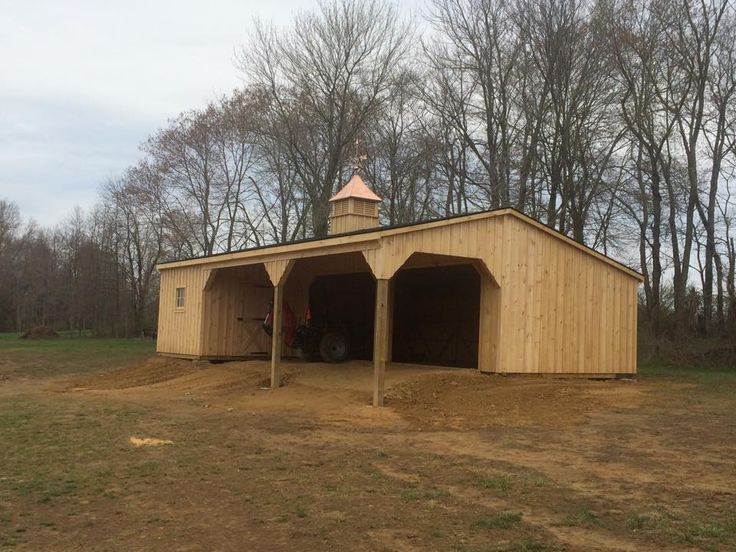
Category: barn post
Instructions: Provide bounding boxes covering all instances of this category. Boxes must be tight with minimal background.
[264,260,294,390]
[386,280,395,362]
[270,282,284,389]
[373,278,390,406]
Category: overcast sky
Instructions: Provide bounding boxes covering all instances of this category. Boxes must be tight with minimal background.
[0,0,421,226]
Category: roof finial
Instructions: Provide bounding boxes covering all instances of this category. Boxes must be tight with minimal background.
[350,138,368,174]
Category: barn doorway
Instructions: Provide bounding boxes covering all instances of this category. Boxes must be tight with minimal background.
[307,272,375,360]
[391,257,483,368]
[200,263,273,358]
[283,252,376,362]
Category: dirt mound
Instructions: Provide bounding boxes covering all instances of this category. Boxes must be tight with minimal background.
[79,356,200,389]
[387,372,645,429]
[20,326,59,340]
[149,362,271,394]
[68,356,652,431]
[76,356,278,396]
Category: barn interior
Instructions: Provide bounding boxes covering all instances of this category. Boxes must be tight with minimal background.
[200,263,273,358]
[198,249,497,374]
[283,252,376,361]
[391,263,480,368]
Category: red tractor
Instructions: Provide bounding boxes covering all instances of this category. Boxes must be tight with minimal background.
[262,273,374,363]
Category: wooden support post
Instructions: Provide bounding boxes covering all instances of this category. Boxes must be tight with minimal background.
[386,280,394,362]
[373,278,390,407]
[270,283,283,389]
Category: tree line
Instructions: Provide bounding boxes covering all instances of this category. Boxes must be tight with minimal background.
[1,0,735,342]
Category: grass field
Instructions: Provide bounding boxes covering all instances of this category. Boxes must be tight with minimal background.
[0,333,155,378]
[1,334,735,551]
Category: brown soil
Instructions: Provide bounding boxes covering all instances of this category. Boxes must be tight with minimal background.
[3,356,735,552]
[75,359,665,431]
[387,371,657,429]
[73,355,202,389]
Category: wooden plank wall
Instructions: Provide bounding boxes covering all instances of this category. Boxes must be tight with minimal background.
[200,265,273,357]
[157,265,207,356]
[478,275,501,373]
[159,253,374,360]
[158,211,639,374]
[363,214,638,374]
[496,215,637,374]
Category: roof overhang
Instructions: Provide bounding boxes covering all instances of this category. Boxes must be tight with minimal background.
[156,208,644,282]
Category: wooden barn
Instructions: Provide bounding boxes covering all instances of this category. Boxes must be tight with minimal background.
[156,173,642,406]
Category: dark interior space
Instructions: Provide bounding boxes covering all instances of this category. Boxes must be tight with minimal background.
[308,272,376,360]
[392,264,480,368]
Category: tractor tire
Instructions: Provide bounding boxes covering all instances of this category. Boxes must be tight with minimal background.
[319,331,349,363]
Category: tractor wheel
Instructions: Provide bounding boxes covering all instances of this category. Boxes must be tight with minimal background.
[319,331,349,363]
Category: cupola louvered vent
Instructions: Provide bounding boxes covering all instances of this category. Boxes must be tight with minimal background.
[328,174,382,235]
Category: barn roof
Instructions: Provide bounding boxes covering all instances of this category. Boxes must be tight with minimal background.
[157,208,643,281]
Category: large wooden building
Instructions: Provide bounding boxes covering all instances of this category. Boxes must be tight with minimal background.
[156,173,642,406]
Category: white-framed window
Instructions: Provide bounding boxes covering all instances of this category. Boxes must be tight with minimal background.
[175,287,186,309]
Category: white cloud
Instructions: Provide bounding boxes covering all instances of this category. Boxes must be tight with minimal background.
[0,0,421,224]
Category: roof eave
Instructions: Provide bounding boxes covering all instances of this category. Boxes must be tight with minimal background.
[156,207,644,282]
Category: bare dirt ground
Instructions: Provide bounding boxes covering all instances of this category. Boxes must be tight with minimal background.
[1,346,735,551]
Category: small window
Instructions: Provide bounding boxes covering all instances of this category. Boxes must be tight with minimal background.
[175,287,186,309]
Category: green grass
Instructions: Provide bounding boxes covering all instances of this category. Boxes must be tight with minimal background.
[627,512,650,530]
[560,507,601,528]
[646,508,736,547]
[638,360,736,384]
[0,333,155,378]
[401,484,450,502]
[470,512,523,530]
[679,518,736,543]
[507,539,550,552]
[524,474,550,487]
[0,394,151,511]
[475,475,512,494]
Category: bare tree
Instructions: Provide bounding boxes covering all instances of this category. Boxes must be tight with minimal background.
[0,199,20,253]
[105,168,167,335]
[240,0,412,236]
[145,98,259,256]
[235,86,310,244]
[363,68,441,224]
[426,0,519,209]
[607,0,676,335]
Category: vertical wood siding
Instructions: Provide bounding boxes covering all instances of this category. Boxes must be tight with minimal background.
[158,212,640,374]
[157,266,207,356]
[200,265,273,357]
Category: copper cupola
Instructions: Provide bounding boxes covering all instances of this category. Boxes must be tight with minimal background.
[328,173,382,234]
